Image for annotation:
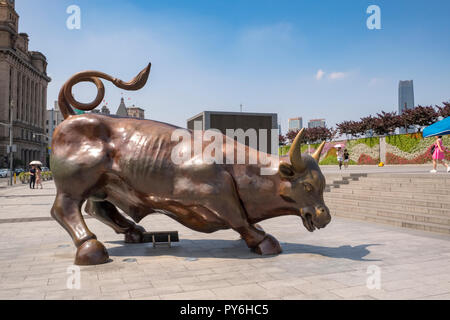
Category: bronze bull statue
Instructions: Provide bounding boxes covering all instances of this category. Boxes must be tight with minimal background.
[51,63,331,265]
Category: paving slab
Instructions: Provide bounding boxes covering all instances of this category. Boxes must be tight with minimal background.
[0,180,449,300]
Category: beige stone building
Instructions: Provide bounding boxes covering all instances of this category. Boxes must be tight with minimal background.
[0,0,50,168]
[115,97,145,119]
[127,106,145,120]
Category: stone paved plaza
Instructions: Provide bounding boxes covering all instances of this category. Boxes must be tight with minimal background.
[1,177,450,300]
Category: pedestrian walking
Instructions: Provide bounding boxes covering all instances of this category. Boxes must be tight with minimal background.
[29,165,36,189]
[35,166,43,189]
[430,136,449,173]
[337,146,344,170]
[343,149,350,169]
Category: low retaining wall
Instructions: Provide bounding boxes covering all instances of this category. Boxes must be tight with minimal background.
[280,133,450,165]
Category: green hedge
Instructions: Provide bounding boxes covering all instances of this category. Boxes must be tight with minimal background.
[386,134,423,153]
[319,155,338,165]
[347,137,379,148]
[279,145,290,156]
[18,171,53,184]
[387,134,450,154]
[279,143,321,156]
[319,155,357,166]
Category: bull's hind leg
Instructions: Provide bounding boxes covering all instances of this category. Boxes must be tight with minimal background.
[51,193,109,265]
[84,200,146,243]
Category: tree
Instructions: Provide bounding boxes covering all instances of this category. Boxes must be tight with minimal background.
[337,120,363,139]
[360,116,376,136]
[401,105,438,132]
[286,129,300,144]
[347,120,366,138]
[336,121,351,137]
[303,127,335,144]
[336,102,446,138]
[373,111,400,136]
[279,134,287,146]
[437,101,450,118]
[399,109,415,132]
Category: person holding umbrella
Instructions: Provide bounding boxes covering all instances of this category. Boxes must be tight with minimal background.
[29,161,42,189]
[29,165,36,189]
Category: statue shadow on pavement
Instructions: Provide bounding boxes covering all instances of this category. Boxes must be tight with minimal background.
[105,239,381,262]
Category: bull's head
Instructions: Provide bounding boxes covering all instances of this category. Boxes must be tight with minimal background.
[278,129,331,232]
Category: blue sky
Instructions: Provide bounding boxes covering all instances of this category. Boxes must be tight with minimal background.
[16,0,450,131]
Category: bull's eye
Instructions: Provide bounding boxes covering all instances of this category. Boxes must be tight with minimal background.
[304,183,313,192]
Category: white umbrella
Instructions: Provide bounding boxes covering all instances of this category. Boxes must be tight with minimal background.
[334,144,343,148]
[30,161,42,166]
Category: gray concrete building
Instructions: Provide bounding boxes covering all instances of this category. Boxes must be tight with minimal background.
[187,111,278,154]
[0,0,51,168]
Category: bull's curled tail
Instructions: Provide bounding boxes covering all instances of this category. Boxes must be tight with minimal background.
[58,63,151,119]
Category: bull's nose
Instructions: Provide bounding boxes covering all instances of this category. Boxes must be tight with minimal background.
[315,206,331,226]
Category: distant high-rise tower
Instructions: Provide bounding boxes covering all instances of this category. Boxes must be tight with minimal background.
[398,80,415,133]
[398,80,414,115]
[308,119,326,129]
[288,117,303,131]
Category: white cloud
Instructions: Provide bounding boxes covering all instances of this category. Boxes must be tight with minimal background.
[328,72,348,80]
[315,69,325,80]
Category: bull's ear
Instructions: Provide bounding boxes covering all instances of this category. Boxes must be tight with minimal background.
[279,162,295,178]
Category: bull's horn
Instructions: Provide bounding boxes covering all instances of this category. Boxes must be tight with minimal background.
[312,141,326,163]
[289,128,306,172]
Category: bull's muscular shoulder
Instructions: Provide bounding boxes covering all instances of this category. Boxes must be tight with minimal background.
[53,114,113,144]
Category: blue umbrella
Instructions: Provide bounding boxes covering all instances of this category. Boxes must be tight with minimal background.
[423,117,450,138]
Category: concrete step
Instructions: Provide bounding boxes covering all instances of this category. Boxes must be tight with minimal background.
[335,183,450,195]
[357,178,450,188]
[323,172,450,235]
[324,197,450,216]
[324,174,368,190]
[341,179,450,188]
[332,210,450,235]
[327,187,445,201]
[328,203,450,225]
[356,176,450,185]
[324,192,450,210]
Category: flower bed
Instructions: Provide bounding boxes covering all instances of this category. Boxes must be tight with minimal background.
[358,154,379,165]
[279,133,449,165]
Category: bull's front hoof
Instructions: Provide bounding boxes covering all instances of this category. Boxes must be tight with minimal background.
[75,239,109,266]
[124,225,146,243]
[252,234,282,255]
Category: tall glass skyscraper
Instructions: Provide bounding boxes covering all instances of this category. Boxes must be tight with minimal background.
[398,80,415,114]
[398,80,415,133]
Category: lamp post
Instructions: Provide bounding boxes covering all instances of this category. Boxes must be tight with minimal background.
[0,100,15,186]
[9,100,14,186]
